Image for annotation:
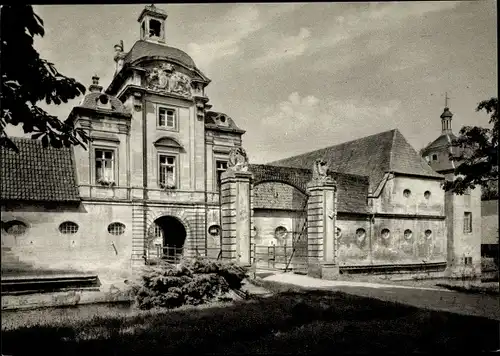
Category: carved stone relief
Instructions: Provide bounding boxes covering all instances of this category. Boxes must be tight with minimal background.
[145,63,192,98]
[228,147,249,172]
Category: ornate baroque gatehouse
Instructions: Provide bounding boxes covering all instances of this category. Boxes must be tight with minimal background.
[1,5,481,281]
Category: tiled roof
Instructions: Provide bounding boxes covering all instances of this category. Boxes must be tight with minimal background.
[269,129,443,191]
[249,164,370,214]
[78,92,131,116]
[205,111,245,134]
[0,138,80,202]
[124,40,196,69]
[422,133,457,153]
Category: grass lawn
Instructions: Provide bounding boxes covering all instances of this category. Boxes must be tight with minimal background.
[2,288,499,355]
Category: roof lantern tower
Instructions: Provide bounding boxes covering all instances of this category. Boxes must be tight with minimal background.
[138,4,168,44]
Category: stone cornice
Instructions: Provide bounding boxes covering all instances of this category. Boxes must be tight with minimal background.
[205,124,245,135]
[373,213,446,220]
[69,106,132,122]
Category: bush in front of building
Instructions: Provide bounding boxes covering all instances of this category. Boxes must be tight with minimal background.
[131,257,248,310]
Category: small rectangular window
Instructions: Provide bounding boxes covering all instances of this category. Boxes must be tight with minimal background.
[95,149,114,184]
[463,212,472,233]
[159,154,176,189]
[432,154,438,161]
[215,160,228,190]
[158,108,176,129]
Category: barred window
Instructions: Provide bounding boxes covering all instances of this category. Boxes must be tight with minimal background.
[59,221,79,234]
[463,212,472,233]
[148,223,163,242]
[4,220,28,236]
[108,222,125,236]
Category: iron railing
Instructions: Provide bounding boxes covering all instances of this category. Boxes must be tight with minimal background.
[145,245,223,265]
[252,243,308,271]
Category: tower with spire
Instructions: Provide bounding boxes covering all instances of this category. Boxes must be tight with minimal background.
[421,94,458,174]
[440,92,453,135]
[420,95,482,277]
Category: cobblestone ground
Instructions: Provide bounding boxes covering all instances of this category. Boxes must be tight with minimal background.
[262,272,500,321]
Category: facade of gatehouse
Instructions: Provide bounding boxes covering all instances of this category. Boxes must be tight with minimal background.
[1,5,482,281]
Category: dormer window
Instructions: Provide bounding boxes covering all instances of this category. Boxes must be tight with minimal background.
[158,107,176,130]
[149,19,162,38]
[432,154,438,161]
[95,94,112,110]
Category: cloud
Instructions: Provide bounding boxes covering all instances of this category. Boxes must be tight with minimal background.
[247,92,401,163]
[252,27,311,66]
[187,5,261,70]
[252,2,460,69]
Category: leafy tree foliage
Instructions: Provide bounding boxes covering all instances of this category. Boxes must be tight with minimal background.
[443,97,498,194]
[0,5,90,152]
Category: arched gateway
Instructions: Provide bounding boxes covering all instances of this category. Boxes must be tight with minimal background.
[148,215,187,262]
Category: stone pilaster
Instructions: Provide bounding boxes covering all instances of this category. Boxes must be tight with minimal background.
[306,179,339,280]
[220,170,253,265]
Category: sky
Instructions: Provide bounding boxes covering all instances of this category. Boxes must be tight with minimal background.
[8,2,498,164]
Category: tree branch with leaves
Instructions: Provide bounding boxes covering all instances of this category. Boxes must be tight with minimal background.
[0,5,90,152]
[443,97,498,195]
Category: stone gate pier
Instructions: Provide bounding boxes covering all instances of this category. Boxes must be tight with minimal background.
[220,148,253,266]
[306,159,339,280]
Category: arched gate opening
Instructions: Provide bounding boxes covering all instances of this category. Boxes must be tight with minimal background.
[148,215,187,263]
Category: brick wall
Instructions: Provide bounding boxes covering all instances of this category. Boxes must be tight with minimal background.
[253,182,307,211]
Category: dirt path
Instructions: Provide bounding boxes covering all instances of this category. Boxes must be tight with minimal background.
[263,273,500,320]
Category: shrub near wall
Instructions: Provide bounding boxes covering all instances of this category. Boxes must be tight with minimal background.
[131,257,248,310]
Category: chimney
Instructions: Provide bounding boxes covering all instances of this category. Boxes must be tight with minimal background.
[88,74,103,93]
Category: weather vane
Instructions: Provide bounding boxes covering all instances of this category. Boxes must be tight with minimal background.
[444,91,451,108]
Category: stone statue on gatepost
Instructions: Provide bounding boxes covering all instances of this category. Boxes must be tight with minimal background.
[227,147,249,172]
[311,158,335,185]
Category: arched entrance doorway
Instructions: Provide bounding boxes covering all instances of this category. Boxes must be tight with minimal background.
[148,216,187,262]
